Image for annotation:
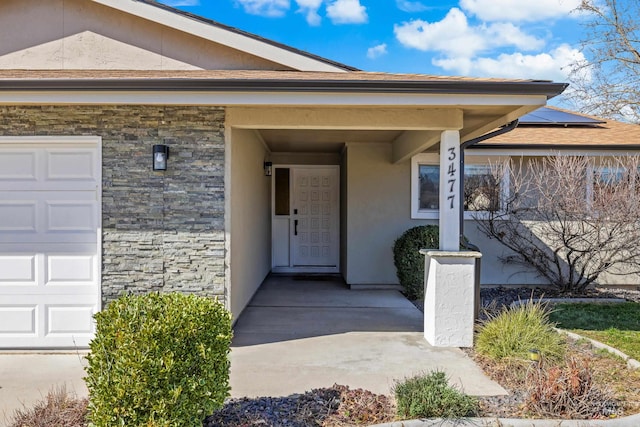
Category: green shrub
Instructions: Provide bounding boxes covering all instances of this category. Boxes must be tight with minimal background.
[394,371,478,419]
[393,225,439,300]
[476,299,566,363]
[85,292,232,427]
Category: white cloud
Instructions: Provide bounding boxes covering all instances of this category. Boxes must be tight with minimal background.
[235,0,290,17]
[394,8,544,58]
[459,0,581,22]
[434,44,586,81]
[486,22,545,50]
[367,43,388,59]
[326,0,368,24]
[295,0,323,25]
[396,0,428,12]
[162,0,200,5]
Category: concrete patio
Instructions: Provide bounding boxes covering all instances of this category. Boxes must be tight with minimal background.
[229,274,505,398]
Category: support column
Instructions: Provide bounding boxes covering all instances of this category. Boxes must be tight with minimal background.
[439,130,460,251]
[421,250,481,347]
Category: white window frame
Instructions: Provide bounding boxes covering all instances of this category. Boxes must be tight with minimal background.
[411,152,509,220]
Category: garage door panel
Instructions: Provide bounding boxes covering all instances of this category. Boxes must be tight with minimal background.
[0,201,37,232]
[0,146,98,191]
[47,201,97,233]
[0,294,97,347]
[47,254,95,285]
[0,192,98,244]
[0,150,38,182]
[0,305,37,334]
[46,149,97,182]
[0,249,97,292]
[0,255,37,284]
[46,304,95,335]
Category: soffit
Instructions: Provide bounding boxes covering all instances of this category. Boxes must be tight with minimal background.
[258,105,522,154]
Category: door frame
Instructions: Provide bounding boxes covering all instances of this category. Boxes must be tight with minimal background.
[271,164,340,273]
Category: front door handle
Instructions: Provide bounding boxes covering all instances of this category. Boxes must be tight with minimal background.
[294,219,298,236]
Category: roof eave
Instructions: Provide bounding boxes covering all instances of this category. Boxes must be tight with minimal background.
[0,79,569,98]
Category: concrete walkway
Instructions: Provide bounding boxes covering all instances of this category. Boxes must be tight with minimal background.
[230,274,505,398]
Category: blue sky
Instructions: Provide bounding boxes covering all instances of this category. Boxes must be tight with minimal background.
[158,0,590,82]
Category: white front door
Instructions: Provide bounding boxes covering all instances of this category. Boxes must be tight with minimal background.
[0,137,101,348]
[272,166,339,272]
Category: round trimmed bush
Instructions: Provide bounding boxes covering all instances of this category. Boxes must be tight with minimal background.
[393,225,439,300]
[85,292,232,427]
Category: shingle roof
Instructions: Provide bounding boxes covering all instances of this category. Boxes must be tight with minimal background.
[481,107,640,147]
[0,69,536,82]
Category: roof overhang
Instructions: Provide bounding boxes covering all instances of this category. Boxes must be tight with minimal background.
[0,74,566,97]
[0,71,568,163]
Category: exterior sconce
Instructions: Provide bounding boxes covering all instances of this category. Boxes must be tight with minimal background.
[153,144,169,171]
[264,161,273,177]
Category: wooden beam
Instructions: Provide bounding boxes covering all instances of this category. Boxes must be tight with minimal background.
[392,130,441,164]
[227,107,464,130]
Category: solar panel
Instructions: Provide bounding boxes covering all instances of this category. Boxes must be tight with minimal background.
[519,107,605,125]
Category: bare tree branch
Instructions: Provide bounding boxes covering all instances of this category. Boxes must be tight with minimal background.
[567,0,640,122]
[474,155,640,293]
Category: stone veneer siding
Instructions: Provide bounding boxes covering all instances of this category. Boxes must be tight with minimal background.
[0,105,226,306]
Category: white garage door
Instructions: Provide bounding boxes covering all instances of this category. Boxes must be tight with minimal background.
[0,137,101,348]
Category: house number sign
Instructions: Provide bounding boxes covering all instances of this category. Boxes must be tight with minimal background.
[446,146,457,210]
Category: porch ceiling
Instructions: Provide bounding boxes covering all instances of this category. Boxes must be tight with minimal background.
[259,129,403,152]
[251,104,532,159]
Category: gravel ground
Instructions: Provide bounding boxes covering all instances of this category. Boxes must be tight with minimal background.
[207,286,640,426]
[480,285,640,307]
[204,387,341,427]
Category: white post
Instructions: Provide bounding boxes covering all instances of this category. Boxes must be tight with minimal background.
[422,250,481,347]
[421,129,480,348]
[439,130,460,251]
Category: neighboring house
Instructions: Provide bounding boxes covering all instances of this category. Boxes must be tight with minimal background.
[413,106,640,288]
[0,0,567,349]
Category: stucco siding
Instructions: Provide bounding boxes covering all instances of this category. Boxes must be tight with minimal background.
[0,105,227,306]
[0,0,291,71]
[228,128,271,319]
[345,143,433,285]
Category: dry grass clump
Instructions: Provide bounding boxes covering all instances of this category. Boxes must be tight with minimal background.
[524,356,619,419]
[322,385,395,426]
[572,339,640,416]
[9,386,88,427]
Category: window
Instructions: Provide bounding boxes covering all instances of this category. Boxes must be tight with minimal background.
[411,153,505,219]
[587,163,640,212]
[274,168,290,215]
